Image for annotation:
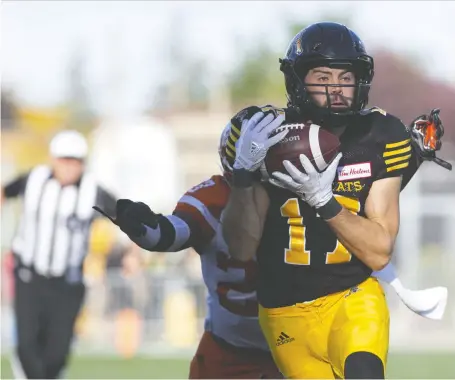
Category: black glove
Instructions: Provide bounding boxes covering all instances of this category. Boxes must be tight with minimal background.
[409,108,452,171]
[93,199,160,238]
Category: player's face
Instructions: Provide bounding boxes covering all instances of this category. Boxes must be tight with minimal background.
[304,67,356,110]
[52,157,84,186]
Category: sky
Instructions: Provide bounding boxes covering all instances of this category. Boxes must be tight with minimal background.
[2,1,455,119]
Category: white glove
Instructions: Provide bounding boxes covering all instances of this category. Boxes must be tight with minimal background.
[271,153,342,208]
[396,286,448,320]
[233,111,287,172]
[373,263,448,320]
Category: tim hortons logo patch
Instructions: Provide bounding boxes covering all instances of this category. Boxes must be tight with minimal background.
[337,162,372,181]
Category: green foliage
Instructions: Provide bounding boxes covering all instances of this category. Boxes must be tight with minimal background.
[66,49,96,133]
[229,46,286,110]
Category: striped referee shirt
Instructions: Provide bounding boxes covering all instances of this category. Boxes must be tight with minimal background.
[3,165,116,282]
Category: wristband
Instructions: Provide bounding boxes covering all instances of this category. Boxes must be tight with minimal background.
[316,196,342,220]
[232,168,254,188]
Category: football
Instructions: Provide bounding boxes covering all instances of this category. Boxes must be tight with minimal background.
[263,123,340,177]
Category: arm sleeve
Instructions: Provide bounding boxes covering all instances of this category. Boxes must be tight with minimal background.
[3,173,29,198]
[127,175,228,254]
[132,214,191,252]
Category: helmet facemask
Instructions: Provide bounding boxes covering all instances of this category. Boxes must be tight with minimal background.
[281,56,373,124]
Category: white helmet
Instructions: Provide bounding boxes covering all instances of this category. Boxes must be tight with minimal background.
[49,130,88,159]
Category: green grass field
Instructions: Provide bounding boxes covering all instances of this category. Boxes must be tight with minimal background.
[1,353,454,379]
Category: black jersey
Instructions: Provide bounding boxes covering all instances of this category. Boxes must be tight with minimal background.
[255,107,413,308]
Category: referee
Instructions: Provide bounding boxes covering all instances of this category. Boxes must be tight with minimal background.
[1,130,117,379]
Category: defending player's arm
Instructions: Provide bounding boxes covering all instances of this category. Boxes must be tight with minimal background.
[220,108,287,261]
[130,207,194,252]
[94,199,191,251]
[93,177,225,253]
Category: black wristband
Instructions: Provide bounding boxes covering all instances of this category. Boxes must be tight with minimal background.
[316,196,342,220]
[232,168,254,188]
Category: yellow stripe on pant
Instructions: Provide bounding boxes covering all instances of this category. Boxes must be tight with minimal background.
[258,277,389,379]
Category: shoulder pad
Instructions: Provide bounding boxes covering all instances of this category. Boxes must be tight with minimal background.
[369,111,411,146]
[187,175,221,195]
[174,175,229,225]
[185,175,230,209]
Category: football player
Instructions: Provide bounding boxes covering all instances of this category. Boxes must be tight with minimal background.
[93,131,282,379]
[221,22,451,379]
[93,108,447,379]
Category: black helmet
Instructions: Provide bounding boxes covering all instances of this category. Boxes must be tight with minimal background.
[280,22,374,124]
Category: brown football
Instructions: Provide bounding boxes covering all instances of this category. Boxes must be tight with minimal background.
[263,123,340,176]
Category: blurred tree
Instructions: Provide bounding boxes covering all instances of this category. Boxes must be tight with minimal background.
[66,48,96,132]
[1,90,18,130]
[368,50,455,151]
[160,10,189,111]
[187,60,210,110]
[147,10,211,114]
[229,45,285,111]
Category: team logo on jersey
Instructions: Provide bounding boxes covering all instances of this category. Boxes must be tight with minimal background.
[276,332,295,346]
[333,180,365,193]
[337,162,372,181]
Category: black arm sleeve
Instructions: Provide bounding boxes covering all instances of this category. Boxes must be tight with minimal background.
[3,173,29,198]
[94,186,117,218]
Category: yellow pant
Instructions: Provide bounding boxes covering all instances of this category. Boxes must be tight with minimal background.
[259,277,389,379]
